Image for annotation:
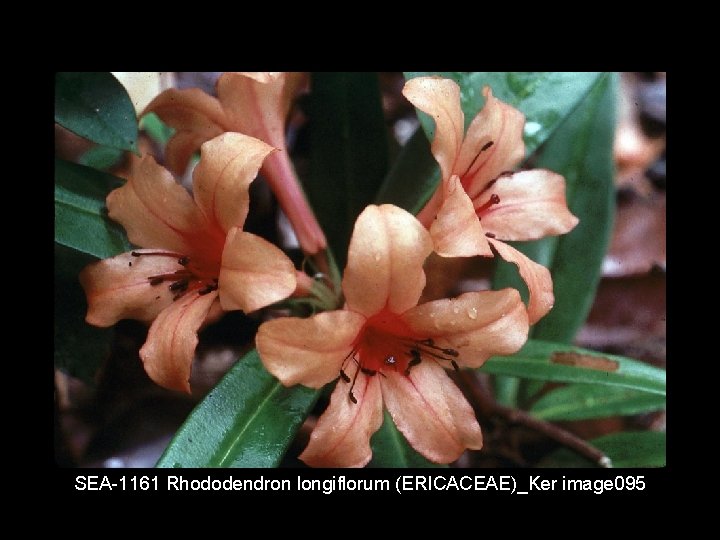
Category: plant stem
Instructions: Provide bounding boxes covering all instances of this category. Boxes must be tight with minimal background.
[456,371,612,468]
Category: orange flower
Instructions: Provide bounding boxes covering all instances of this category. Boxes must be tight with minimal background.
[143,72,326,254]
[257,204,529,467]
[404,77,579,324]
[80,133,297,393]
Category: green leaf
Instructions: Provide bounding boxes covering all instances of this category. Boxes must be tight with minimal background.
[369,411,446,468]
[494,73,618,344]
[375,128,439,213]
[55,158,131,259]
[305,72,390,267]
[479,340,666,396]
[539,431,666,468]
[54,244,111,384]
[405,72,603,158]
[78,145,125,171]
[140,112,175,146]
[530,384,665,421]
[55,72,139,153]
[156,350,320,468]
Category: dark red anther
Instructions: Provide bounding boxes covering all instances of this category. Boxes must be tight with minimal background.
[451,360,460,372]
[339,369,351,383]
[481,141,494,152]
[361,367,377,377]
[169,279,189,293]
[349,392,358,404]
[178,256,190,266]
[404,355,422,376]
[476,193,501,214]
[149,277,164,286]
[485,232,496,238]
[198,283,218,295]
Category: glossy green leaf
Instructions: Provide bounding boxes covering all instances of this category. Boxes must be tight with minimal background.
[494,72,618,344]
[140,112,175,146]
[55,72,138,153]
[405,72,603,158]
[374,128,439,213]
[369,410,446,468]
[156,350,320,468]
[530,384,665,421]
[55,158,130,259]
[79,145,125,171]
[479,340,665,396]
[305,72,390,267]
[539,431,666,468]
[54,244,111,384]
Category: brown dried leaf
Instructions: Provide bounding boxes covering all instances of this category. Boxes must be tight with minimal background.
[550,352,619,372]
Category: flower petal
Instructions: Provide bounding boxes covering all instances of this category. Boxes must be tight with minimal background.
[488,239,554,325]
[402,76,464,183]
[218,227,297,313]
[163,130,218,179]
[140,290,219,393]
[402,289,528,368]
[142,88,227,174]
[192,132,275,234]
[343,204,432,317]
[381,360,483,463]
[215,72,326,256]
[299,372,383,467]
[234,72,284,84]
[430,175,492,257]
[107,154,208,255]
[476,169,579,241]
[457,87,526,198]
[261,149,327,255]
[216,72,304,148]
[257,310,366,388]
[79,250,182,327]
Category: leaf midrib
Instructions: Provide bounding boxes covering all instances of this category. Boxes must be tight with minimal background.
[211,380,284,467]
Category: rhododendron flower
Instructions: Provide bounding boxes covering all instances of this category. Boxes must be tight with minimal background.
[143,72,326,254]
[80,133,297,393]
[404,77,579,323]
[257,204,529,467]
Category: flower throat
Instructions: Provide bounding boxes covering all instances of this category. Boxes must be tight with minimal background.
[338,310,460,404]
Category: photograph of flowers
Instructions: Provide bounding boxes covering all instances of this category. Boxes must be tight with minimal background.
[55,72,666,470]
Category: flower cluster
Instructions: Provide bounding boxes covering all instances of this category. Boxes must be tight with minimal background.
[81,73,577,466]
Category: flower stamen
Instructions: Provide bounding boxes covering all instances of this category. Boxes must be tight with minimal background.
[459,140,494,181]
[169,278,189,293]
[348,362,361,404]
[476,193,500,215]
[198,282,218,295]
[404,349,422,376]
[132,250,185,259]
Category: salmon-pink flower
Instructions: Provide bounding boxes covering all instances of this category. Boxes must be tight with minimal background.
[80,132,297,393]
[143,72,327,254]
[256,204,529,467]
[404,77,579,324]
